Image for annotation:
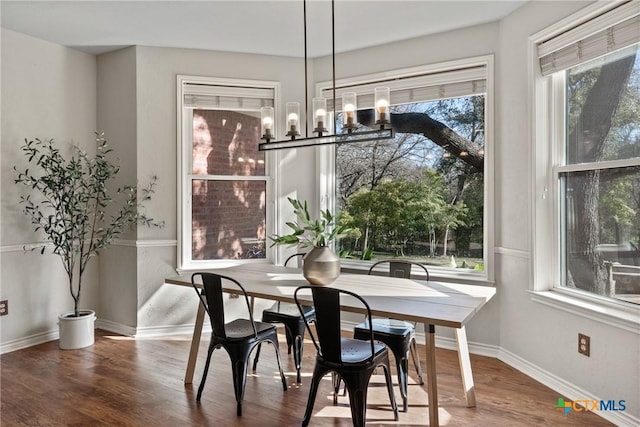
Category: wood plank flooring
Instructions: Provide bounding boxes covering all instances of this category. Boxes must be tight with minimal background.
[1,329,613,426]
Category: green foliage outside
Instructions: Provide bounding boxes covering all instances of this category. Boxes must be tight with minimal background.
[341,170,468,259]
[336,96,485,269]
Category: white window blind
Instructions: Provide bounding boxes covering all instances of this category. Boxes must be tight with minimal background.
[537,1,640,76]
[321,65,487,110]
[183,83,274,110]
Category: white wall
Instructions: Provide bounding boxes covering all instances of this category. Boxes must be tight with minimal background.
[95,47,140,331]
[99,45,318,331]
[0,29,97,348]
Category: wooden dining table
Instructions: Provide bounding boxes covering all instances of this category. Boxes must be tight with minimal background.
[165,262,496,427]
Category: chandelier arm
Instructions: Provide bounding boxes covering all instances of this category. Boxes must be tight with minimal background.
[332,0,337,134]
[304,0,309,138]
[257,0,392,151]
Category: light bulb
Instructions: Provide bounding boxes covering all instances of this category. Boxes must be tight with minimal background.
[263,116,273,129]
[344,103,355,119]
[376,99,389,113]
[312,97,328,134]
[285,102,300,137]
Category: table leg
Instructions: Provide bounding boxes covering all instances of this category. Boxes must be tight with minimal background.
[455,326,476,407]
[425,323,439,427]
[185,301,206,384]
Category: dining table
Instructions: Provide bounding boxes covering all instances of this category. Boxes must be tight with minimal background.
[165,262,496,427]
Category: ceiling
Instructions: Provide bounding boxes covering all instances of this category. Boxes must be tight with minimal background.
[1,1,527,57]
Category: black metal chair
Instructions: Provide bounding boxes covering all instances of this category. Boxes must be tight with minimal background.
[191,272,287,416]
[353,260,427,412]
[252,253,315,383]
[295,285,398,427]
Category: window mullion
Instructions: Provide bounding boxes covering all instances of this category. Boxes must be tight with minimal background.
[552,72,566,291]
[556,158,640,174]
[188,174,268,181]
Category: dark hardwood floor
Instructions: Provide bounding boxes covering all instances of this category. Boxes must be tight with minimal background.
[1,329,613,426]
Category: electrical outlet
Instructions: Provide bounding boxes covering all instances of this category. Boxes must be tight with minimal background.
[578,333,590,357]
[0,300,7,316]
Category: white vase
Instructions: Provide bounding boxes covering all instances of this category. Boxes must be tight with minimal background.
[303,246,340,285]
[58,309,96,350]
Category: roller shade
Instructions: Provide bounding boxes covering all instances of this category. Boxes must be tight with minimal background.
[183,83,274,110]
[321,65,487,111]
[537,1,640,76]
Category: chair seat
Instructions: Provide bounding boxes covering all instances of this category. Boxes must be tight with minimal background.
[263,302,315,321]
[339,337,387,363]
[224,319,277,340]
[355,318,414,337]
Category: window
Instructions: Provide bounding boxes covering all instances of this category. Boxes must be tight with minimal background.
[533,2,640,306]
[318,57,493,281]
[177,76,278,270]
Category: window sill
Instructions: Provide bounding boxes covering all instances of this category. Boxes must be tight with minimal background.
[176,258,269,274]
[340,259,494,286]
[529,289,640,334]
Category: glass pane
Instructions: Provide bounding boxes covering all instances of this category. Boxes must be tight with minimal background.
[192,109,265,176]
[335,96,485,273]
[565,44,640,164]
[562,166,640,304]
[192,180,266,260]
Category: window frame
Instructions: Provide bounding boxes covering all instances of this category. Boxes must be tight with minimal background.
[530,2,640,330]
[176,75,279,271]
[315,56,495,284]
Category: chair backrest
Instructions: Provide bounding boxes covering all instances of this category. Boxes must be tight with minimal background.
[368,260,430,281]
[284,252,306,268]
[191,272,257,339]
[294,285,376,364]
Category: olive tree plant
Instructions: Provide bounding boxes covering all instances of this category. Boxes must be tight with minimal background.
[14,133,163,317]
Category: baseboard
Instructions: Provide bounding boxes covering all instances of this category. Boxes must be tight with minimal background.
[1,320,134,354]
[499,348,639,427]
[0,329,58,354]
[96,319,211,338]
[432,334,501,358]
[1,321,203,353]
[133,323,210,337]
[95,319,137,337]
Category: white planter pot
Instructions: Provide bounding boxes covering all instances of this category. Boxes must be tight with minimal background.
[58,310,96,350]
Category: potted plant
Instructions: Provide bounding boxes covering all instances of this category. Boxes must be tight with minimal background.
[271,197,351,285]
[14,133,162,349]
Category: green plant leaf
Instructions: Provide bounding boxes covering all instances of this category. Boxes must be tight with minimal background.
[14,134,163,314]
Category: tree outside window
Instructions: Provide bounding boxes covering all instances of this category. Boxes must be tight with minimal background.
[560,45,640,303]
[336,95,485,272]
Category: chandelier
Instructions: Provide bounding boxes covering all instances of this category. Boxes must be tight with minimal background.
[258,0,394,151]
